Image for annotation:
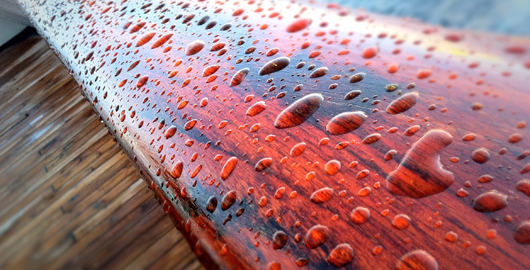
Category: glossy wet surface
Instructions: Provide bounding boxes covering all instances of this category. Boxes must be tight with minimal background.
[16,0,530,269]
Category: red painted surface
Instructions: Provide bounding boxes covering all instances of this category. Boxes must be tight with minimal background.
[17,0,530,268]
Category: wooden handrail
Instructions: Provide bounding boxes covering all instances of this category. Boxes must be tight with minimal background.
[16,0,530,269]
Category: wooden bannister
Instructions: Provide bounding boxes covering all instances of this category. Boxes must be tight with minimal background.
[16,0,530,269]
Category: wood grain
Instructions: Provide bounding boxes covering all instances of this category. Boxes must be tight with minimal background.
[13,0,530,269]
[0,36,203,270]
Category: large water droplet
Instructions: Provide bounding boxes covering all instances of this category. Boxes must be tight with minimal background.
[327,243,354,267]
[258,57,290,75]
[472,190,508,212]
[221,157,238,180]
[396,250,438,270]
[386,93,419,114]
[310,187,333,204]
[305,225,329,249]
[326,111,367,135]
[221,190,237,210]
[230,68,250,87]
[386,130,454,198]
[185,40,205,55]
[274,93,323,129]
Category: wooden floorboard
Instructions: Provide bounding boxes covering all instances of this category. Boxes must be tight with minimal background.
[0,36,203,270]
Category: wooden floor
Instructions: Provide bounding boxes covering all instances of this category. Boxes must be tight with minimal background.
[0,35,203,270]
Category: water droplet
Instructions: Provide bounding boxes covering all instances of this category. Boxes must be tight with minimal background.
[404,125,420,136]
[286,18,312,33]
[170,161,184,178]
[362,46,378,59]
[259,57,290,75]
[386,93,419,114]
[255,157,272,172]
[508,133,523,144]
[206,196,217,213]
[184,119,197,131]
[221,190,237,211]
[516,179,530,196]
[203,65,220,77]
[388,63,399,73]
[221,157,238,180]
[165,126,177,139]
[392,214,411,230]
[326,111,367,135]
[362,133,381,144]
[471,148,490,164]
[310,187,334,203]
[351,207,370,224]
[136,32,155,47]
[385,84,399,92]
[417,69,432,79]
[515,221,530,244]
[274,93,323,129]
[272,231,288,249]
[445,231,458,243]
[309,67,329,78]
[246,101,266,116]
[305,225,329,249]
[472,190,507,212]
[185,40,205,55]
[230,68,250,86]
[324,160,341,175]
[344,90,361,100]
[290,142,306,157]
[328,243,354,267]
[462,133,476,141]
[386,130,454,198]
[151,33,173,49]
[396,250,438,270]
[137,75,149,88]
[349,72,365,83]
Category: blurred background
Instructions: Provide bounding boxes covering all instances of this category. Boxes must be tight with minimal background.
[330,0,530,36]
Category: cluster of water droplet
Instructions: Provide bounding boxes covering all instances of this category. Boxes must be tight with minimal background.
[20,0,530,268]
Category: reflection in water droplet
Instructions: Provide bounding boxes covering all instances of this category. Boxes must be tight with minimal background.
[396,250,438,270]
[206,196,217,213]
[362,133,381,144]
[328,243,354,267]
[305,225,329,249]
[221,190,237,210]
[471,148,490,164]
[472,190,508,212]
[136,32,155,47]
[351,207,370,224]
[275,93,323,129]
[259,57,290,75]
[255,157,272,172]
[221,157,238,180]
[386,130,454,198]
[309,67,328,78]
[386,93,419,114]
[326,111,367,135]
[515,221,530,244]
[344,90,361,100]
[272,231,288,249]
[392,214,411,230]
[349,72,365,83]
[310,187,333,203]
[230,68,250,87]
[290,142,306,157]
[171,161,184,178]
[185,40,205,55]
